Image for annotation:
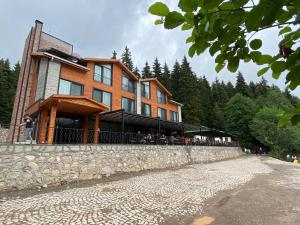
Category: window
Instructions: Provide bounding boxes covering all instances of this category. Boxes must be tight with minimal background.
[170,111,178,122]
[122,97,135,113]
[58,79,83,96]
[141,82,150,99]
[94,64,112,86]
[141,103,151,117]
[93,89,112,107]
[122,73,135,93]
[157,107,167,120]
[157,87,166,104]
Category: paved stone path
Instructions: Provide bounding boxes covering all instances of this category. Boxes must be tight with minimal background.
[0,157,273,225]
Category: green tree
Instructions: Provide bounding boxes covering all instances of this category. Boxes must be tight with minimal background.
[149,0,300,125]
[224,93,257,148]
[121,46,134,71]
[0,59,12,124]
[142,61,152,78]
[256,88,292,111]
[161,63,171,90]
[235,72,248,96]
[152,57,163,80]
[133,66,140,77]
[250,107,300,158]
[226,81,235,98]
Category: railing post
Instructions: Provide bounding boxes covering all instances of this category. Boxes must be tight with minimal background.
[121,109,125,144]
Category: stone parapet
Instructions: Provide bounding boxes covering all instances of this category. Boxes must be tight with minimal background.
[0,145,243,192]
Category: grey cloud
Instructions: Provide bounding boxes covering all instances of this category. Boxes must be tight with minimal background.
[0,0,299,96]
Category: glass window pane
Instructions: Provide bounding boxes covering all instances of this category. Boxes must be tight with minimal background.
[93,89,102,102]
[142,103,151,116]
[94,65,101,82]
[58,79,71,95]
[70,83,82,96]
[102,91,111,107]
[158,108,166,120]
[103,65,112,85]
[122,97,135,113]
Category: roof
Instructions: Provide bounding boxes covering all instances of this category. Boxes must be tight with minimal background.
[100,109,184,131]
[35,48,89,71]
[26,95,110,115]
[140,77,172,97]
[84,58,139,81]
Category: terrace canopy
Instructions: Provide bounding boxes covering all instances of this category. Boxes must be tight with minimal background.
[100,109,184,133]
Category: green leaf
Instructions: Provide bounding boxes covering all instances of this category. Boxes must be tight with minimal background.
[215,63,225,73]
[271,61,286,73]
[250,39,262,50]
[258,54,273,65]
[149,2,170,16]
[209,42,220,56]
[202,0,222,10]
[291,0,300,10]
[291,114,300,125]
[154,19,163,25]
[261,0,283,26]
[181,23,193,30]
[279,26,292,35]
[178,0,198,12]
[164,11,185,29]
[245,6,263,31]
[186,36,194,43]
[257,67,269,76]
[250,51,262,63]
[215,54,225,63]
[188,44,197,57]
[232,0,248,8]
[272,72,281,79]
[227,57,239,72]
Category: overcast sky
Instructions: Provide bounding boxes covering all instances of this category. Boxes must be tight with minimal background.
[1,0,299,96]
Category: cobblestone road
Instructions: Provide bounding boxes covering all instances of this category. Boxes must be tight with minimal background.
[0,157,272,225]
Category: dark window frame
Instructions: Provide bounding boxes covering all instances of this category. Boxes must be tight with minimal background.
[157,87,166,104]
[93,63,113,86]
[92,88,112,109]
[157,107,167,120]
[170,110,178,122]
[121,97,136,113]
[58,78,84,96]
[141,81,151,99]
[141,102,151,117]
[122,73,135,93]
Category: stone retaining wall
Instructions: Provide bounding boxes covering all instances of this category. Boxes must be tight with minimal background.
[0,145,243,192]
[0,128,9,143]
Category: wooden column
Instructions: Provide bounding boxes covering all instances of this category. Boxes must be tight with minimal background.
[83,115,89,144]
[38,109,49,144]
[47,104,57,144]
[93,114,99,144]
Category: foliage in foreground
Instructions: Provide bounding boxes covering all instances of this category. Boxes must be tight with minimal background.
[149,0,300,125]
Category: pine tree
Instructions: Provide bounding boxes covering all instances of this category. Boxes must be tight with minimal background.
[133,67,140,77]
[197,76,214,126]
[177,56,200,123]
[0,59,11,124]
[226,81,235,98]
[247,81,257,98]
[255,77,269,97]
[121,46,134,71]
[235,72,248,96]
[141,61,152,78]
[161,63,171,90]
[152,57,162,80]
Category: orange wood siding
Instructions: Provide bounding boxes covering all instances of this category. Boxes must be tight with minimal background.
[60,62,135,112]
[141,80,177,120]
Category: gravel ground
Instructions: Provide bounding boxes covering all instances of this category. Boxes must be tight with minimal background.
[0,157,272,225]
